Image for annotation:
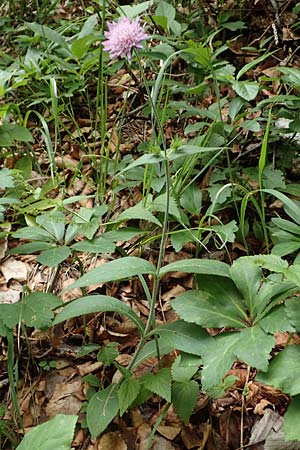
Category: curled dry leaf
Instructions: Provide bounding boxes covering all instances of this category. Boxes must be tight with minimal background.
[0,257,29,282]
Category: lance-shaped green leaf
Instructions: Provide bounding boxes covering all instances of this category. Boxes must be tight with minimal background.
[257,345,300,396]
[235,326,274,371]
[159,258,230,279]
[87,385,119,438]
[53,295,145,335]
[229,258,261,317]
[68,256,156,289]
[154,320,213,355]
[172,283,247,329]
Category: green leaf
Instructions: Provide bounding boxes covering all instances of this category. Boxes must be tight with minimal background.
[22,292,62,329]
[131,339,174,369]
[206,375,239,399]
[87,385,119,438]
[159,258,230,278]
[36,212,66,242]
[53,295,145,335]
[71,236,115,253]
[172,281,246,328]
[279,67,300,88]
[232,80,259,101]
[117,0,152,19]
[235,326,274,371]
[13,226,56,242]
[283,396,300,441]
[272,218,300,235]
[97,342,119,365]
[68,257,156,289]
[0,168,14,188]
[285,297,300,331]
[201,332,240,390]
[171,354,200,382]
[117,203,161,226]
[15,414,77,450]
[257,345,300,396]
[272,240,300,257]
[260,305,295,333]
[155,320,212,356]
[37,246,71,267]
[180,183,202,215]
[172,380,199,424]
[246,255,288,273]
[1,123,33,143]
[142,368,172,402]
[118,378,140,416]
[9,242,54,255]
[26,22,70,51]
[230,258,261,317]
[118,154,164,175]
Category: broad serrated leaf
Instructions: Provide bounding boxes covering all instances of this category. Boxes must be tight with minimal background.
[71,236,115,253]
[230,258,261,317]
[117,203,161,226]
[118,378,140,416]
[201,332,240,390]
[68,256,156,289]
[232,80,259,101]
[97,342,119,365]
[172,380,199,424]
[260,305,295,333]
[159,258,230,278]
[257,345,300,396]
[37,246,71,267]
[283,396,300,441]
[235,326,274,371]
[155,320,213,356]
[142,368,171,402]
[285,297,300,331]
[53,295,144,335]
[87,385,119,438]
[21,292,62,329]
[172,283,246,328]
[15,414,77,450]
[171,355,199,382]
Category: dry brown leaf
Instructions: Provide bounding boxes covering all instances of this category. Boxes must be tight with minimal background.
[151,436,175,450]
[0,258,29,282]
[77,361,103,376]
[98,431,127,450]
[45,378,83,418]
[181,427,202,449]
[137,423,152,450]
[61,278,83,302]
[157,425,181,440]
[0,289,20,304]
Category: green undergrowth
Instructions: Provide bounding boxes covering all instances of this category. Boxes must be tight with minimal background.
[1,0,300,448]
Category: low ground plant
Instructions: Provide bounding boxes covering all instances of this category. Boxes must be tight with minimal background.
[1,1,300,449]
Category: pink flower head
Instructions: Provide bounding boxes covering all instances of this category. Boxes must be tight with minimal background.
[103,16,148,60]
